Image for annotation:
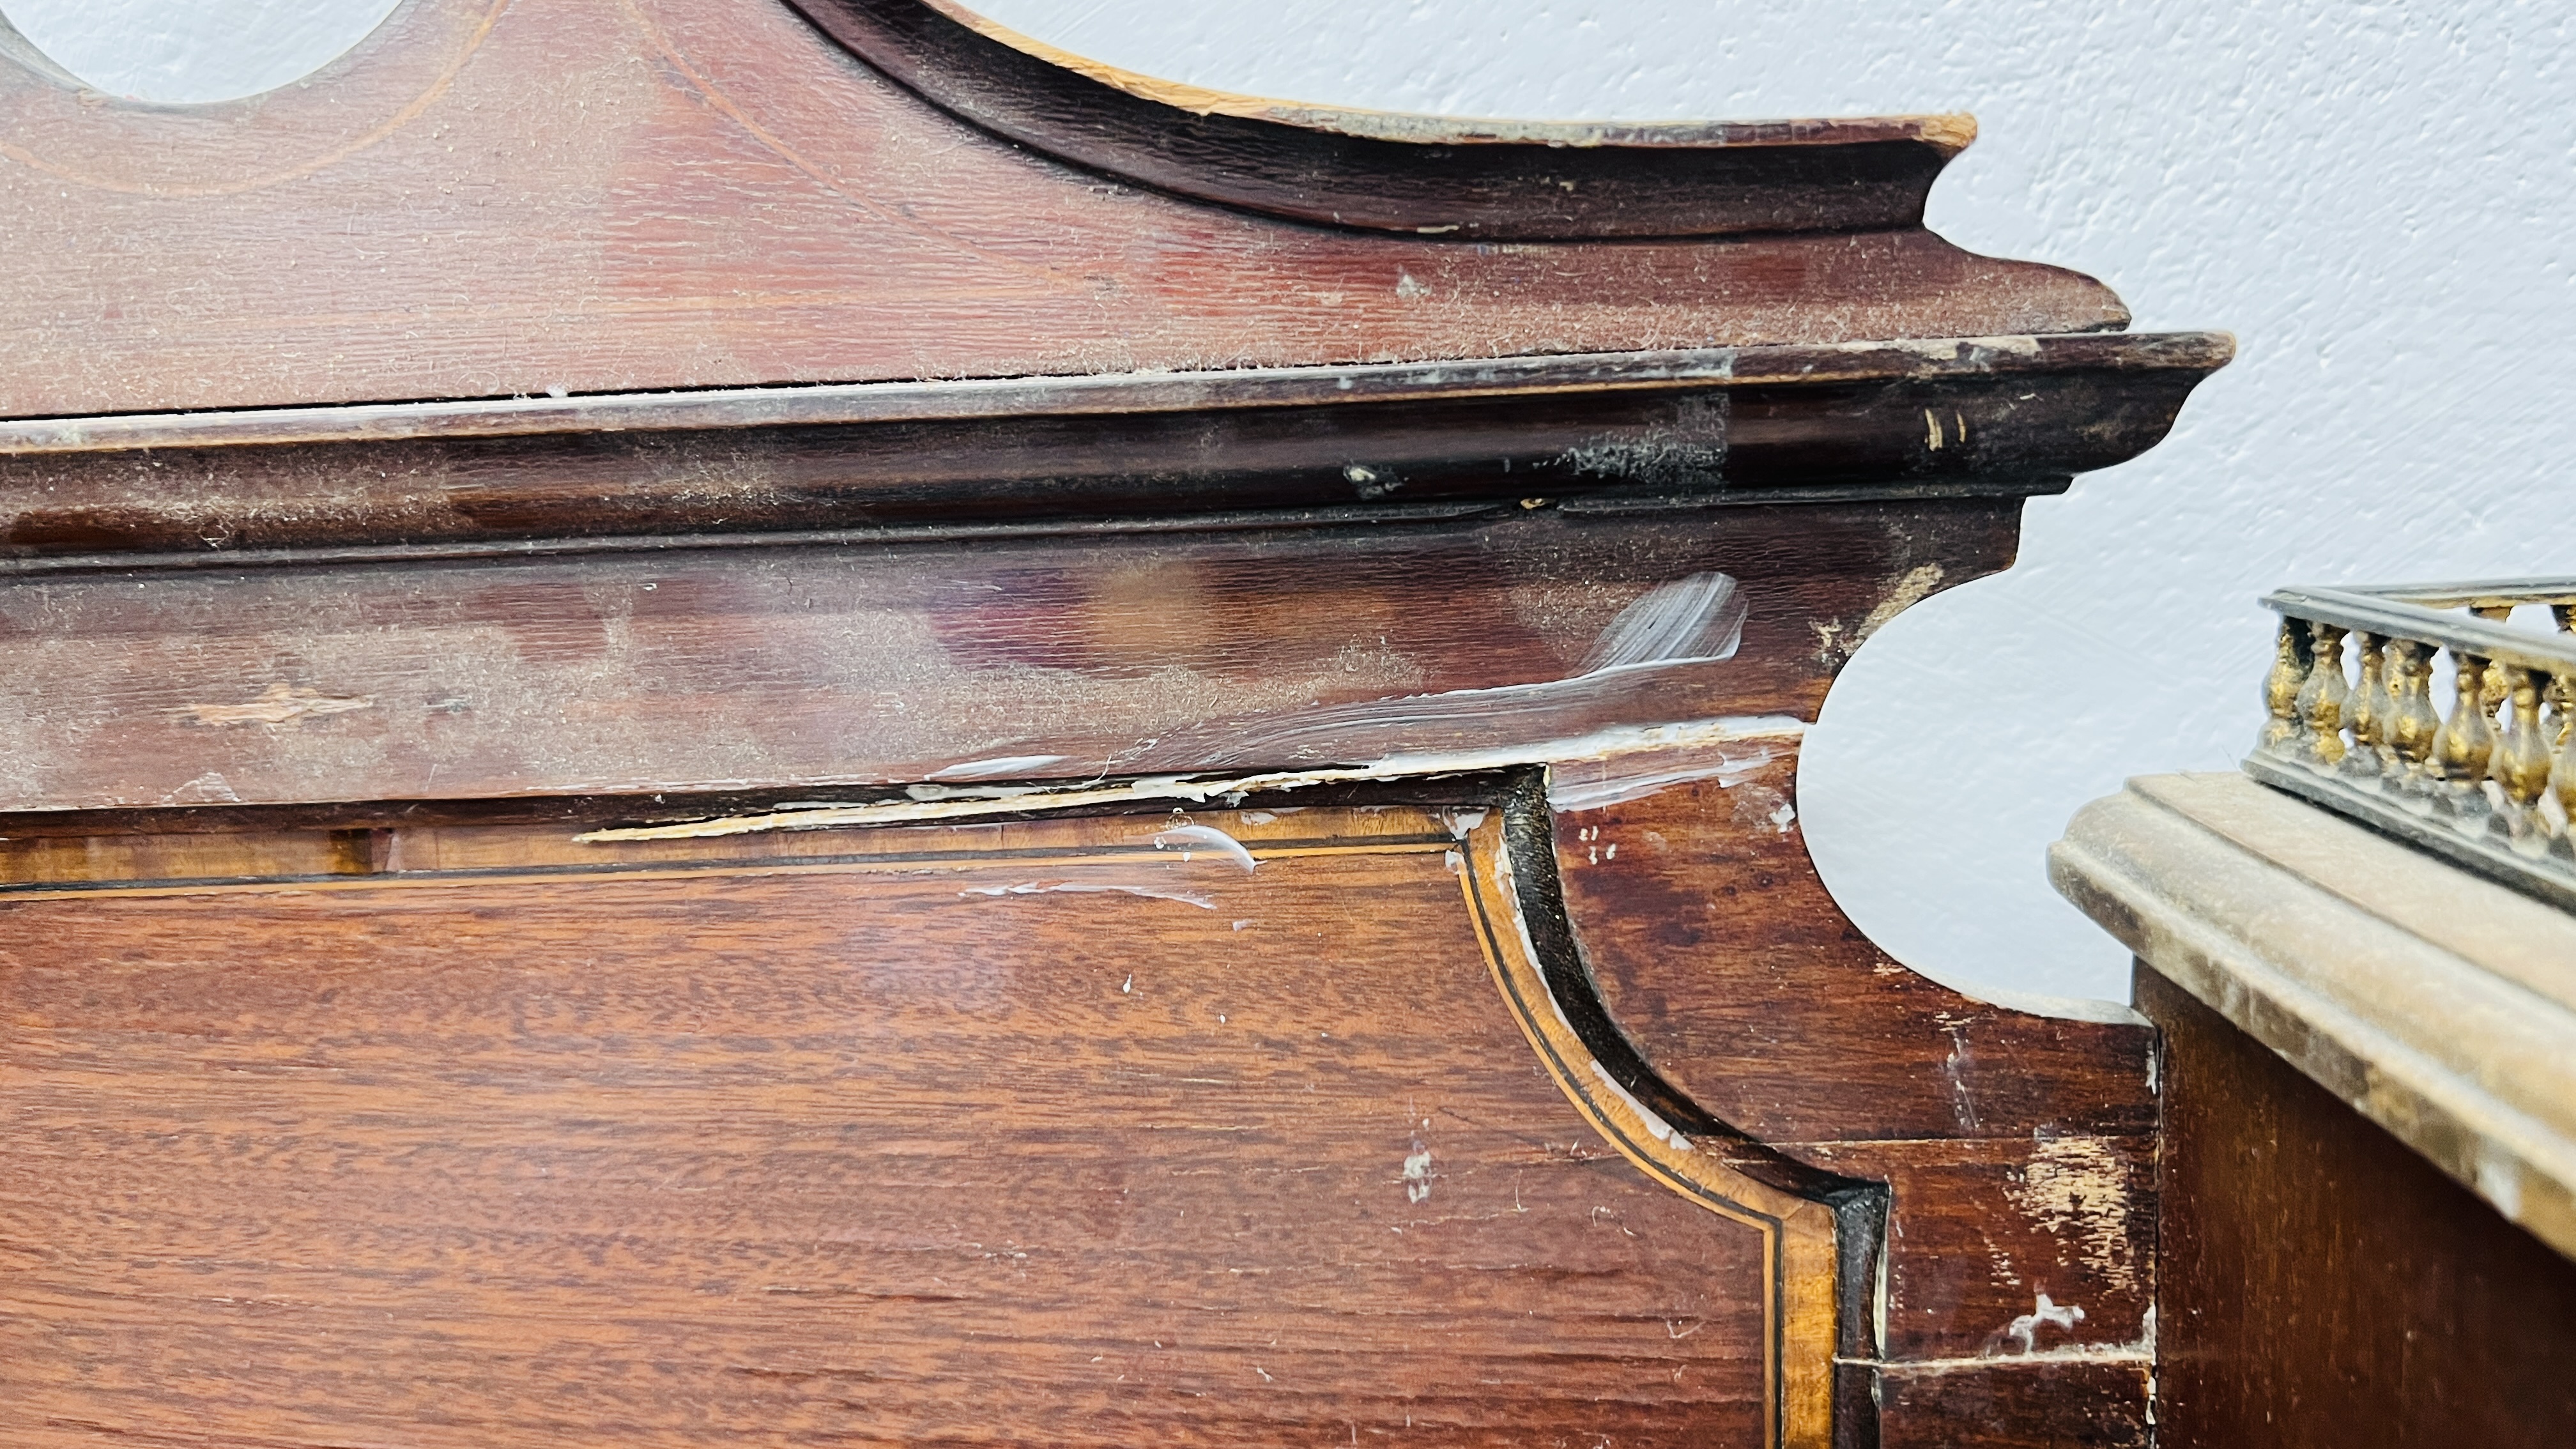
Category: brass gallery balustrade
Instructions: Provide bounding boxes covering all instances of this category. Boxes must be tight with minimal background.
[2247,580,2576,907]
[2053,578,2576,1445]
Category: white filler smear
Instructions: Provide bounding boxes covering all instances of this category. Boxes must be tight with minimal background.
[577,716,1804,843]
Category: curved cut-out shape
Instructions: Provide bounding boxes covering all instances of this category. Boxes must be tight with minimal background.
[1455,783,1871,1449]
[0,0,503,197]
[786,0,1973,240]
[0,0,2150,416]
[0,0,404,105]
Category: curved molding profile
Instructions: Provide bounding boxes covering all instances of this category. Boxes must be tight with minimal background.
[788,0,1973,239]
[1457,783,1875,1449]
[0,0,2161,416]
[0,332,2230,565]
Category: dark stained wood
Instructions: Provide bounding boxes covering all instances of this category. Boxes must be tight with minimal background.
[0,1,2232,1439]
[1548,756,2158,1439]
[1553,757,2156,1146]
[0,0,2139,418]
[1874,1361,2152,1449]
[0,334,2225,561]
[0,744,2181,1448]
[0,796,1885,1446]
[2138,965,2576,1449]
[0,501,2016,811]
[797,0,1966,238]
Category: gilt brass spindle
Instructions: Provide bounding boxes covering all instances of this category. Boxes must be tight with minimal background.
[2296,622,2351,765]
[2549,670,2576,753]
[2552,606,2576,754]
[2472,604,2517,710]
[2260,617,2310,756]
[2492,666,2554,852]
[2346,632,2390,778]
[2429,648,2499,824]
[2555,671,2576,866]
[2385,638,2442,793]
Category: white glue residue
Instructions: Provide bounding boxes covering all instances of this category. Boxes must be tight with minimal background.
[579,570,1764,839]
[578,716,1805,842]
[1577,572,1746,673]
[1402,1143,1434,1204]
[928,754,1072,781]
[1545,744,1775,812]
[1173,572,1750,769]
[1149,824,1259,872]
[1989,1293,2087,1356]
[960,880,1216,909]
[2004,1137,2140,1295]
[1591,1059,1692,1153]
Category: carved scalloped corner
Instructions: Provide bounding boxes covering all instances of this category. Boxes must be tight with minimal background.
[1456,788,1866,1449]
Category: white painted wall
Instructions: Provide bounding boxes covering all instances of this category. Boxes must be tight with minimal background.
[10,1,2572,1006]
[3,0,399,103]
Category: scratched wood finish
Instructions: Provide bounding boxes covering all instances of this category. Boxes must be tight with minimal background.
[1550,758,2158,1436]
[0,502,2013,811]
[2140,967,2576,1448]
[0,0,2143,418]
[0,804,1806,1447]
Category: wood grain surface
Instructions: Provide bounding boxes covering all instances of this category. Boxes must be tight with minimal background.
[1548,756,2158,1439]
[1874,1360,2152,1449]
[0,758,2172,1446]
[0,801,1819,1446]
[0,0,2136,417]
[2141,966,2576,1448]
[0,501,2015,811]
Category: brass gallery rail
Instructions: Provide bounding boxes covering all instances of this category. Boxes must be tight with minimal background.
[2248,579,2576,908]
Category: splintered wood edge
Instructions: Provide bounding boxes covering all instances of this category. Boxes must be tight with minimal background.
[1457,806,1841,1449]
[917,0,1973,154]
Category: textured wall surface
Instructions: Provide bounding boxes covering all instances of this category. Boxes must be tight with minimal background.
[7,0,2572,1006]
[3,0,400,103]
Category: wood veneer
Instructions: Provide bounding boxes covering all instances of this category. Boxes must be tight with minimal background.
[0,0,2141,417]
[0,1,2230,1440]
[2142,967,2576,1448]
[0,793,1836,1446]
[0,758,2168,1445]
